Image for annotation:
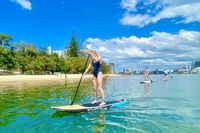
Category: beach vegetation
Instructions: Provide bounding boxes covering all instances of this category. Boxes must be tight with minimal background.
[0,33,12,46]
[0,33,111,74]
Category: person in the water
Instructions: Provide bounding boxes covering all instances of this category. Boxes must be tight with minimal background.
[163,70,169,80]
[144,67,150,81]
[83,50,106,106]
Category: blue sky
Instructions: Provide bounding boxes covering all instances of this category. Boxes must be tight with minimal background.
[1,0,200,71]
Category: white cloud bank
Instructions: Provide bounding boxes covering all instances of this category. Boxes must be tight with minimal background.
[120,0,200,27]
[10,0,32,10]
[84,30,200,70]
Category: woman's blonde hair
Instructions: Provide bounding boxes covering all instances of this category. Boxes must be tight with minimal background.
[91,50,102,63]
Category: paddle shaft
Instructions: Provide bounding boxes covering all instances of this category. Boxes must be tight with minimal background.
[70,54,90,105]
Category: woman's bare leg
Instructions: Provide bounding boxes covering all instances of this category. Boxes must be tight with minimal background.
[147,75,150,81]
[144,74,147,81]
[92,76,98,103]
[97,72,105,105]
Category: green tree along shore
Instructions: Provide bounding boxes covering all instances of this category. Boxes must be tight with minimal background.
[0,32,111,74]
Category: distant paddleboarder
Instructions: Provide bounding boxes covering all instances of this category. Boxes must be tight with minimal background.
[163,70,169,81]
[83,50,106,106]
[144,67,151,81]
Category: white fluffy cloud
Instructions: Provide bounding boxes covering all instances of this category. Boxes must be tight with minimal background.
[120,14,152,27]
[10,0,32,10]
[120,0,138,11]
[120,0,200,27]
[84,30,200,70]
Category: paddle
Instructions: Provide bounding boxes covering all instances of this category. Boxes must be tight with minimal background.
[70,54,90,105]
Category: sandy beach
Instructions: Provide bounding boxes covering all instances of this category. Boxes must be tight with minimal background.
[0,74,91,83]
[0,74,123,83]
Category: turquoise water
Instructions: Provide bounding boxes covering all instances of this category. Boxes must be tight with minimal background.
[0,74,200,133]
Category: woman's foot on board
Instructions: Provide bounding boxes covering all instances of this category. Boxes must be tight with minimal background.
[91,100,98,104]
[99,101,106,106]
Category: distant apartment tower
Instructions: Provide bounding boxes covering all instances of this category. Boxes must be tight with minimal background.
[191,61,200,68]
[109,63,115,74]
[47,46,52,54]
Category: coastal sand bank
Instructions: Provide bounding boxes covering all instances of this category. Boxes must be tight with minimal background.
[0,74,122,82]
[0,74,122,90]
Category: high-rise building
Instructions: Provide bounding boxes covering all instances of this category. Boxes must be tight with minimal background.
[191,61,200,68]
[109,63,115,74]
[47,46,52,54]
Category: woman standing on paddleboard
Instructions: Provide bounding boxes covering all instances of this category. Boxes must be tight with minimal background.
[83,50,106,106]
[144,67,150,81]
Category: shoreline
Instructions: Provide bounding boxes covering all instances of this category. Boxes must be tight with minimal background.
[0,74,123,82]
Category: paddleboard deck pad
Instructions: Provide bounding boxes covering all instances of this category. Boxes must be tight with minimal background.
[140,80,153,84]
[51,99,128,112]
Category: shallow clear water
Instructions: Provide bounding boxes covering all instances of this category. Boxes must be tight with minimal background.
[0,74,200,133]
